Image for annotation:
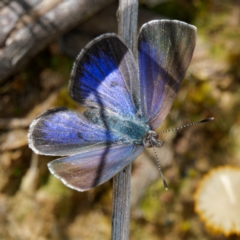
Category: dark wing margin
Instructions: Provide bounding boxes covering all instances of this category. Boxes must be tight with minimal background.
[48,143,144,191]
[69,34,141,117]
[138,20,197,129]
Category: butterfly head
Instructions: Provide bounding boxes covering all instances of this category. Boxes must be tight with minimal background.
[143,131,163,148]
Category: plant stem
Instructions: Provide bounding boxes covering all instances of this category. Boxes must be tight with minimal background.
[111,0,138,239]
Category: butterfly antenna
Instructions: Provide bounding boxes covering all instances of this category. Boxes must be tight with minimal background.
[152,145,168,190]
[159,117,214,134]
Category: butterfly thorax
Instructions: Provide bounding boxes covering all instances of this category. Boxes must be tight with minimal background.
[143,131,163,148]
[84,109,150,145]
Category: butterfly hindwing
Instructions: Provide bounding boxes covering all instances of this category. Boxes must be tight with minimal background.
[28,108,121,156]
[69,34,141,117]
[48,143,144,191]
[138,20,197,129]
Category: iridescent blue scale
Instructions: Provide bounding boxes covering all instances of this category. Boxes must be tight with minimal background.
[28,20,197,191]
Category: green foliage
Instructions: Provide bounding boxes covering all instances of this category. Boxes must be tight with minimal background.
[140,180,163,222]
[56,87,80,110]
[41,174,72,199]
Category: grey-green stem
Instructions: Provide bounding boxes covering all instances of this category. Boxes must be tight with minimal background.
[111,0,138,239]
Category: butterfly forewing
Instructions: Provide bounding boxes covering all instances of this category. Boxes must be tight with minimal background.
[69,34,141,117]
[138,20,197,129]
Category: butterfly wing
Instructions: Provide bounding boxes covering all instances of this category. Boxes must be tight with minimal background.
[138,20,197,129]
[28,107,121,156]
[69,34,141,117]
[48,143,144,191]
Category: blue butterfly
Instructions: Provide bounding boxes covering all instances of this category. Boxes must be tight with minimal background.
[28,20,196,191]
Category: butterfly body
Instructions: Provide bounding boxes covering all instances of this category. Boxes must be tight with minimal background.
[28,20,197,191]
[84,108,150,146]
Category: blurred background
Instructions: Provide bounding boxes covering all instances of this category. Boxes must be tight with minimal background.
[0,0,240,239]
